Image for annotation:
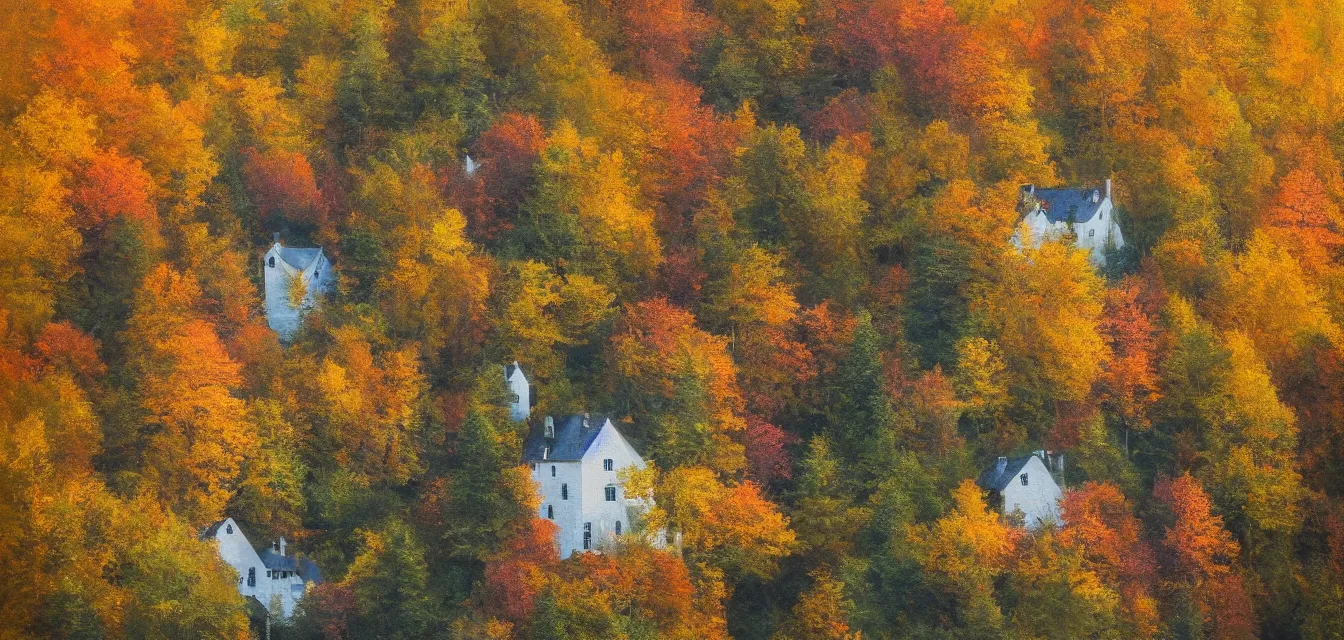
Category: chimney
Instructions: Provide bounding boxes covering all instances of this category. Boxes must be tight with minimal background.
[1020,184,1035,201]
[1104,178,1112,201]
[279,537,286,557]
[544,416,555,439]
[1091,190,1100,203]
[995,456,1008,474]
[273,232,281,245]
[582,412,591,429]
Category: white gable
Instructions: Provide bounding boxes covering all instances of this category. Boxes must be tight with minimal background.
[998,456,1062,529]
[263,239,334,341]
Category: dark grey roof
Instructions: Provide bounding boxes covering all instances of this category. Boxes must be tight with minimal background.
[199,519,228,541]
[522,414,609,462]
[977,456,1035,492]
[260,548,297,572]
[297,557,323,584]
[1029,188,1106,224]
[278,247,323,270]
[505,362,521,379]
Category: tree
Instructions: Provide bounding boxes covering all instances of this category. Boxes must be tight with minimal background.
[772,567,857,640]
[122,264,254,526]
[606,298,747,473]
[1152,473,1256,639]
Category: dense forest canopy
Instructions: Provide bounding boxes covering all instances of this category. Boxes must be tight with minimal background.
[4,0,1344,637]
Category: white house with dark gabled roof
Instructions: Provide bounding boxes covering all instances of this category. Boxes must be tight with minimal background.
[263,233,334,340]
[523,413,651,558]
[976,451,1065,529]
[1014,179,1125,267]
[200,517,321,618]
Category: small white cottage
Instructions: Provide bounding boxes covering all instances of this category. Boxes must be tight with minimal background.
[200,518,320,618]
[1014,179,1125,267]
[263,234,334,340]
[976,452,1064,529]
[523,413,650,558]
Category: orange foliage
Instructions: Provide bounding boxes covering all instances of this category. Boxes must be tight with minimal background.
[241,147,326,227]
[1099,278,1162,431]
[1060,482,1159,634]
[70,149,157,229]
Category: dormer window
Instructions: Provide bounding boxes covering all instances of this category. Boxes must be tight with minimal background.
[603,458,614,471]
[1020,473,1029,486]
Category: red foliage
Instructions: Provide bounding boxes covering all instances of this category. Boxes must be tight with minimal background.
[466,113,547,240]
[481,518,560,624]
[1153,474,1240,581]
[1060,482,1156,591]
[303,582,357,639]
[241,147,326,227]
[34,321,105,380]
[743,415,797,483]
[70,149,157,229]
[641,79,731,233]
[659,245,707,307]
[612,0,708,78]
[806,89,874,142]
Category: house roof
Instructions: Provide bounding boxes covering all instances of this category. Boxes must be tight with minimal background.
[976,455,1036,492]
[505,361,524,381]
[1028,188,1106,224]
[297,557,323,584]
[200,519,230,541]
[522,414,610,462]
[260,548,297,572]
[277,246,324,271]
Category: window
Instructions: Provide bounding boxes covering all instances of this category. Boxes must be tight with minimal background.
[547,505,553,519]
[615,521,622,535]
[226,524,233,534]
[605,486,617,501]
[583,522,592,550]
[603,458,614,471]
[268,257,275,268]
[530,463,536,471]
[561,483,568,500]
[1020,473,1029,486]
[248,568,256,587]
[1088,229,1096,237]
[551,465,556,477]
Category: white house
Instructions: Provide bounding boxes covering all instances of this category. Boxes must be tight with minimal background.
[263,234,334,340]
[200,518,320,618]
[1014,179,1125,267]
[505,361,530,422]
[976,452,1064,529]
[522,412,651,559]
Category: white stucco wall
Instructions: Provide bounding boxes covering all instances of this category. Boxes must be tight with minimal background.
[999,456,1063,529]
[206,518,308,618]
[1015,198,1124,267]
[531,420,650,559]
[263,243,334,341]
[507,366,530,423]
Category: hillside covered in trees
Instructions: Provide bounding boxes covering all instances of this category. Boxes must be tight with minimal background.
[5,0,1344,637]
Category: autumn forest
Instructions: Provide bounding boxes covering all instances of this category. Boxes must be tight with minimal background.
[4,0,1344,637]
